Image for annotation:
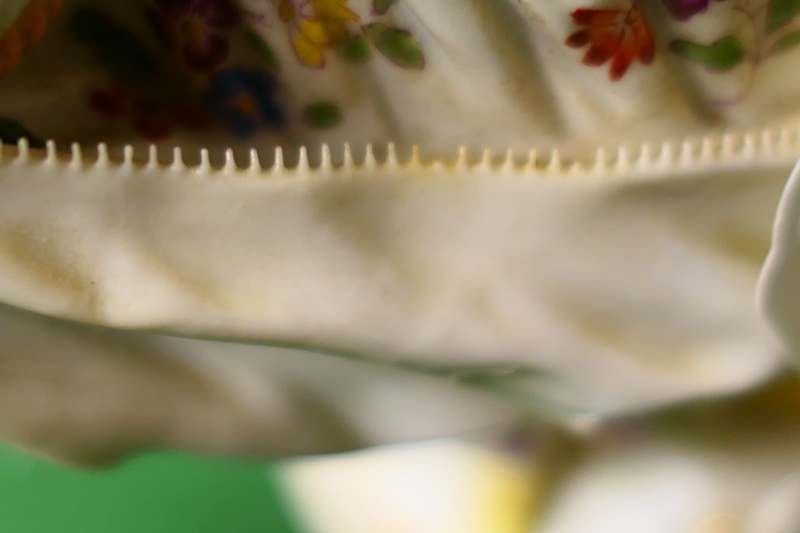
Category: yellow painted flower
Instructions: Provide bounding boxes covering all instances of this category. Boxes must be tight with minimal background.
[275,0,359,68]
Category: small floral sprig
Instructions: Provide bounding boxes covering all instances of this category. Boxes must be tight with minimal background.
[247,0,425,70]
[243,0,425,131]
[667,0,800,104]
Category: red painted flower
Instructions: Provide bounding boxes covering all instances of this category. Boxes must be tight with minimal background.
[88,83,213,142]
[565,5,655,81]
[89,86,131,118]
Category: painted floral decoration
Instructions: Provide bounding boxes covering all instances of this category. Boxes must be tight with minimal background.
[72,0,424,139]
[148,0,241,72]
[564,0,800,101]
[565,6,655,81]
[668,0,800,104]
[205,66,285,138]
[661,0,726,21]
[248,0,425,71]
[73,7,216,141]
[0,0,64,80]
[275,0,359,68]
[242,0,426,130]
[90,85,210,141]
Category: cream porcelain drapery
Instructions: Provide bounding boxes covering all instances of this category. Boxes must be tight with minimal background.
[0,0,797,464]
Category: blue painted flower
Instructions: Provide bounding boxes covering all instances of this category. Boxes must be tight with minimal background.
[206,66,285,139]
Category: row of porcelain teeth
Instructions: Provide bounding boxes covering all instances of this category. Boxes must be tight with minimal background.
[3,123,800,176]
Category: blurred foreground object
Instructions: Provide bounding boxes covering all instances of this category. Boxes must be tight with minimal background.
[8,377,796,533]
[278,377,800,533]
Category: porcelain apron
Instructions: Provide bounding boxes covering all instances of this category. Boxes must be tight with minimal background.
[0,0,797,464]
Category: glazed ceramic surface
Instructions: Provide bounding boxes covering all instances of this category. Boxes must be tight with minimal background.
[0,0,798,467]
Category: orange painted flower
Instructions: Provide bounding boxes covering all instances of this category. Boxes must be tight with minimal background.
[275,0,359,68]
[565,5,655,81]
[0,0,64,80]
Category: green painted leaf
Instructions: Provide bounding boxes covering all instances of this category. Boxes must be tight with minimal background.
[342,34,371,63]
[71,8,156,82]
[771,29,800,55]
[670,37,746,72]
[0,118,43,148]
[247,32,281,71]
[373,0,398,15]
[767,0,800,32]
[363,23,425,70]
[304,102,342,129]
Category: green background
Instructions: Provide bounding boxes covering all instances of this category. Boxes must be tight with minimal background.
[0,445,304,533]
